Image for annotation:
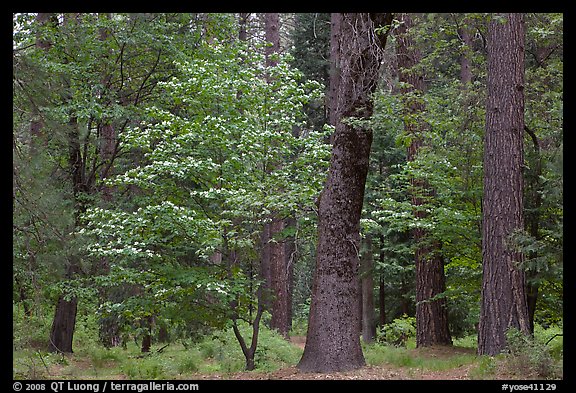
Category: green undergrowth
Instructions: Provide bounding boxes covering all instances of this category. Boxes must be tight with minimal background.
[13,306,563,380]
[363,341,478,371]
[13,322,304,380]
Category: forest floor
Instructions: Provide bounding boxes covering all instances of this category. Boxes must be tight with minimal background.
[32,335,538,381]
[180,337,479,380]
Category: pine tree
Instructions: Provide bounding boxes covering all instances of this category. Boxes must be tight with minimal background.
[478,13,531,356]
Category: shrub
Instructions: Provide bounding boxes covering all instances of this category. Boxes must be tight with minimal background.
[377,314,416,347]
[90,347,123,369]
[177,352,201,374]
[13,304,51,351]
[534,322,563,360]
[469,355,498,379]
[505,328,561,379]
[121,357,167,380]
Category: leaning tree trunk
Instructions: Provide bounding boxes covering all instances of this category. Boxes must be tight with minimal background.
[297,12,393,373]
[478,13,530,356]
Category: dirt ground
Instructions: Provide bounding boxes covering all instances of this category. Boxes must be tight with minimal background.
[184,364,474,380]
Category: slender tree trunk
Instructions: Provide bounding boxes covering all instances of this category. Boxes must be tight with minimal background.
[478,13,530,356]
[379,274,386,326]
[458,17,474,86]
[140,316,154,353]
[29,13,56,151]
[378,176,386,327]
[96,13,124,347]
[360,235,376,343]
[327,13,341,132]
[284,216,296,332]
[238,13,250,42]
[49,116,84,353]
[269,217,291,338]
[525,124,543,336]
[297,13,393,373]
[227,233,264,371]
[396,13,451,347]
[262,13,293,338]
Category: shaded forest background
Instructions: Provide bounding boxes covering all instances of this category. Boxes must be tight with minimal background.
[13,12,563,378]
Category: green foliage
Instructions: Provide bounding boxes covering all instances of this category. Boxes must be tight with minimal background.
[534,323,563,360]
[75,33,330,353]
[122,357,167,380]
[363,342,477,371]
[13,13,563,378]
[366,13,563,333]
[469,356,499,380]
[504,327,562,379]
[82,39,329,262]
[12,303,52,352]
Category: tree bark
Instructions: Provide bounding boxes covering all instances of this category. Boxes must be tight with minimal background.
[96,14,123,347]
[297,13,392,373]
[29,13,55,152]
[360,235,376,343]
[49,116,84,353]
[238,13,250,42]
[524,127,543,335]
[262,13,293,338]
[396,13,451,347]
[458,16,474,86]
[478,13,531,356]
[49,295,78,353]
[378,224,387,327]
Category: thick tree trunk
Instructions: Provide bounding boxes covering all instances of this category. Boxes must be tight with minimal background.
[414,242,451,346]
[478,13,530,356]
[297,13,392,373]
[396,13,451,347]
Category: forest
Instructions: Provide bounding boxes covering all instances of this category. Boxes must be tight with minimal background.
[13,13,563,381]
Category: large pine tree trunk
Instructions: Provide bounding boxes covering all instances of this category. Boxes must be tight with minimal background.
[297,13,392,373]
[396,13,451,347]
[478,13,530,356]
